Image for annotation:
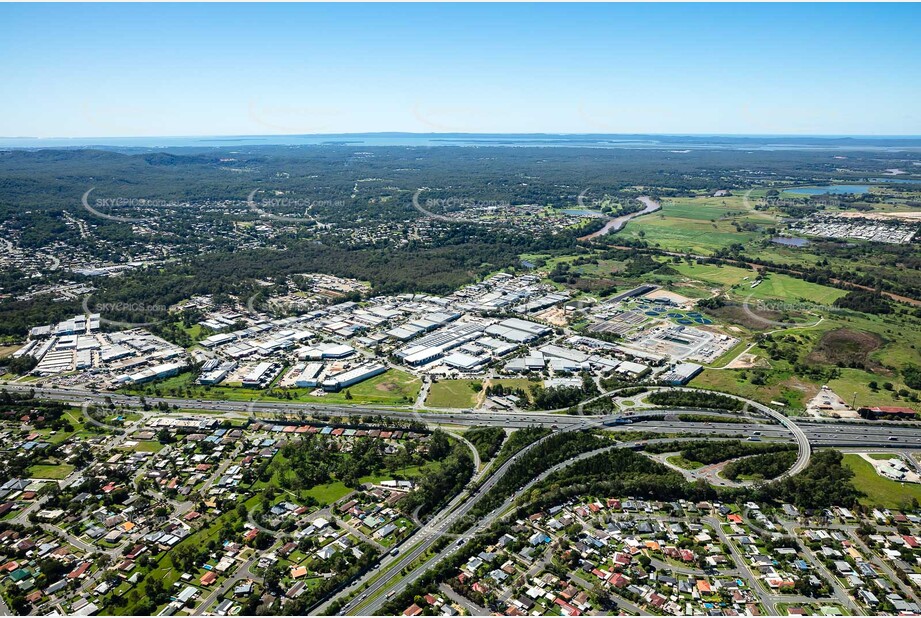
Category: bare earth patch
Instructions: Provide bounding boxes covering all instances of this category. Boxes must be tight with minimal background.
[645,289,693,306]
[535,306,570,327]
[705,304,789,331]
[725,352,767,370]
[805,386,858,419]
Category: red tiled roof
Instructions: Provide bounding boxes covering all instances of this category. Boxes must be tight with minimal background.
[68,562,89,579]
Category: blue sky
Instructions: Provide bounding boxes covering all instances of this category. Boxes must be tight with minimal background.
[1,3,919,137]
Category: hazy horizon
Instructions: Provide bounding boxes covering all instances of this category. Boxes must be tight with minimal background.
[5,131,921,140]
[5,132,921,152]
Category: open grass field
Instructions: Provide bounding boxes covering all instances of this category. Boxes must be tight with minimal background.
[301,480,353,505]
[691,367,815,410]
[672,266,844,307]
[336,369,421,405]
[177,321,204,345]
[843,454,921,509]
[120,440,166,453]
[692,313,921,412]
[488,378,539,392]
[30,407,95,444]
[570,258,629,278]
[826,368,917,411]
[285,463,436,506]
[624,216,761,255]
[0,344,21,358]
[743,274,846,305]
[847,310,921,370]
[253,443,443,507]
[672,262,754,287]
[653,196,756,221]
[620,195,773,254]
[426,379,481,409]
[666,455,703,470]
[807,328,882,368]
[29,463,75,479]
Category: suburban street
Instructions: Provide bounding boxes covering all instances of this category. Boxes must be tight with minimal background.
[5,381,921,616]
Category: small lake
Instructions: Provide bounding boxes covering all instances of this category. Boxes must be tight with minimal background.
[772,237,810,247]
[786,185,870,195]
[560,208,605,217]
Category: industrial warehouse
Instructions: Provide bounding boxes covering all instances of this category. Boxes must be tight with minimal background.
[12,273,735,401]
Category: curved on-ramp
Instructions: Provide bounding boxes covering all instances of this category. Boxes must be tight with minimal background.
[640,386,811,478]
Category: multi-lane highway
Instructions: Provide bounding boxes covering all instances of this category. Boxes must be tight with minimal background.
[8,384,921,450]
[7,381,921,616]
[320,424,586,615]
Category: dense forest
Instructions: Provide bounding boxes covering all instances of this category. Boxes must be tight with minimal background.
[488,426,551,469]
[722,451,799,481]
[464,426,507,461]
[759,450,861,509]
[396,434,474,518]
[833,290,893,315]
[453,431,611,530]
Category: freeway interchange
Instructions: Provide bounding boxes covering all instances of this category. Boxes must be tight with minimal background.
[7,382,921,615]
[9,384,921,453]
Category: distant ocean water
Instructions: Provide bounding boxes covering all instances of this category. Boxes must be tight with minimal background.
[2,133,921,151]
